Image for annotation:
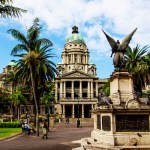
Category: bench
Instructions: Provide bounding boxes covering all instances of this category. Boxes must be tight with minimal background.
[22,127,29,133]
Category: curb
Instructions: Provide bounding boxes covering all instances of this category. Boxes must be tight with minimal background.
[0,132,24,141]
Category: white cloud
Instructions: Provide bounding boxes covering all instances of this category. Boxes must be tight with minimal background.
[2,0,150,78]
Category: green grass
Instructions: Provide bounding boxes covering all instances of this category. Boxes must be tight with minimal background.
[0,128,22,139]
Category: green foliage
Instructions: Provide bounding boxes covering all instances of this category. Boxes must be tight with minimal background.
[0,88,11,113]
[125,45,150,93]
[142,90,150,99]
[0,122,21,128]
[10,88,27,106]
[0,0,26,18]
[40,82,55,104]
[99,82,110,96]
[8,18,58,136]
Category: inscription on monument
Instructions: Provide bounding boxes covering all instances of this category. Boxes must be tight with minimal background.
[116,115,149,132]
[102,116,111,131]
[97,115,101,130]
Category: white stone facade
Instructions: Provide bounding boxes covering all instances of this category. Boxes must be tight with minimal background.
[54,26,101,120]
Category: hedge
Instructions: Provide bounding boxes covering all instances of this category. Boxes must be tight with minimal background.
[0,122,21,128]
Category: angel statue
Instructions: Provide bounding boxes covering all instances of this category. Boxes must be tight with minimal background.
[102,28,137,69]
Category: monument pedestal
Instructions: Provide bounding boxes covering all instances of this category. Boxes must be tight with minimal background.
[91,107,150,147]
[74,69,150,149]
[89,70,150,148]
[110,70,134,105]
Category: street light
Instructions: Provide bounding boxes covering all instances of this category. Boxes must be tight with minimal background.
[75,93,80,128]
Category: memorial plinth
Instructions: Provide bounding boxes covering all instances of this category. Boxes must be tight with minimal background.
[110,70,134,105]
[90,70,150,148]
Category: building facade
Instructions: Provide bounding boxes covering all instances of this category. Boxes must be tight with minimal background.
[54,26,100,120]
[0,27,107,120]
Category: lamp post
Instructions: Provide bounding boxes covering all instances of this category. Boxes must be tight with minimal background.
[75,93,80,128]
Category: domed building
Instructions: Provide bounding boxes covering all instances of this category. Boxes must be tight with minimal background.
[54,26,101,122]
[0,60,16,92]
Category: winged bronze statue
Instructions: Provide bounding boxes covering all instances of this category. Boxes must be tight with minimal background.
[102,28,137,68]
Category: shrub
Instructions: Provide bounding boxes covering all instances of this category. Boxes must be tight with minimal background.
[0,122,21,128]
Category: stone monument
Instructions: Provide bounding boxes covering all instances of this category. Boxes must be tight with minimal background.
[73,29,150,149]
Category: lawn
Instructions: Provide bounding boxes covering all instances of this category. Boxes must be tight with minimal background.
[0,128,22,139]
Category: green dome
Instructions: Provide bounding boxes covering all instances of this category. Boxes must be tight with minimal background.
[66,33,85,44]
[66,26,85,44]
[7,60,16,66]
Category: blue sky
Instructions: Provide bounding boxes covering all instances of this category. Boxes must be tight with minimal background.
[0,0,150,79]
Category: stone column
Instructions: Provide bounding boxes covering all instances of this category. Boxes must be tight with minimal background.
[73,54,75,63]
[72,104,75,118]
[67,54,68,64]
[55,82,58,103]
[62,81,64,98]
[62,104,65,118]
[85,55,87,64]
[78,54,80,63]
[60,81,62,98]
[82,104,84,118]
[79,81,82,98]
[64,81,66,98]
[88,81,90,98]
[96,82,98,97]
[91,104,94,118]
[71,81,74,99]
[91,81,93,98]
[60,105,63,115]
[71,54,73,63]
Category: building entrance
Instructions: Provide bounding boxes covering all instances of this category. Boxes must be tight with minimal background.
[65,105,72,118]
[84,104,91,118]
[74,104,82,118]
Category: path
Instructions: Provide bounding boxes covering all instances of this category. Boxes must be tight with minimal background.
[0,122,93,150]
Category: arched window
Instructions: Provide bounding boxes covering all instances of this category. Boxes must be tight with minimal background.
[91,70,94,75]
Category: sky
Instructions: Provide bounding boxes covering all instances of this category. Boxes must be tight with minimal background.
[0,0,150,79]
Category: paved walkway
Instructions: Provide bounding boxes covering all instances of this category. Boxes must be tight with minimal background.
[0,122,93,150]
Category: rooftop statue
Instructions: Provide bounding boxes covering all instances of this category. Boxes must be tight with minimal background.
[102,28,137,69]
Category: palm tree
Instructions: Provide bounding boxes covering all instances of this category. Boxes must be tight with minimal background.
[0,0,26,18]
[140,52,150,87]
[125,45,149,93]
[8,18,57,136]
[10,88,27,120]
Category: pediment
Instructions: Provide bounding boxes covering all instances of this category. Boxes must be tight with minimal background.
[61,70,94,78]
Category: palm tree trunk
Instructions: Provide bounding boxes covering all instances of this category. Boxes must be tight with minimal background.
[29,63,39,136]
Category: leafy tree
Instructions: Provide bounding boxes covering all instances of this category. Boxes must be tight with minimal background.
[0,0,26,18]
[8,18,57,136]
[0,88,11,114]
